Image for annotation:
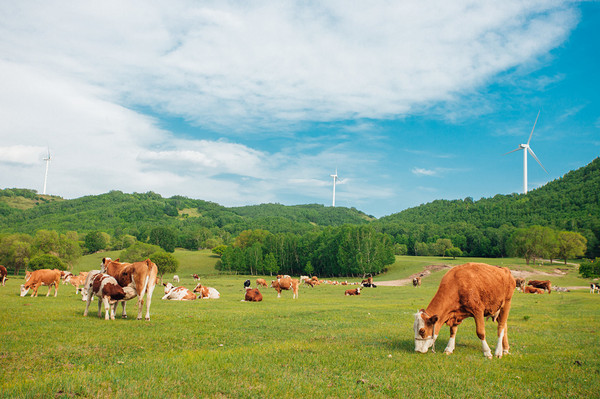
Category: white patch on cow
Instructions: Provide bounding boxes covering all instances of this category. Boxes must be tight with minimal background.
[481,339,492,359]
[19,284,29,297]
[444,336,456,355]
[413,311,437,353]
[494,328,505,358]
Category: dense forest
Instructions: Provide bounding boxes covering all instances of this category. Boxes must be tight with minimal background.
[0,157,598,275]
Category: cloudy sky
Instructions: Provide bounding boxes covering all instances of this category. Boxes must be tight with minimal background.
[1,1,598,217]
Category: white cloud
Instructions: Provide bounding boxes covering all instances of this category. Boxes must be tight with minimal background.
[412,168,438,177]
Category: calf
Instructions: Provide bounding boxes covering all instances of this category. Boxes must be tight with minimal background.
[590,283,599,294]
[527,280,551,294]
[0,265,7,286]
[414,263,515,359]
[20,269,61,297]
[271,277,299,299]
[84,273,127,320]
[162,283,196,301]
[345,287,361,296]
[192,274,200,281]
[243,287,263,302]
[523,286,544,294]
[65,274,87,294]
[256,278,268,288]
[412,277,422,287]
[173,275,180,283]
[193,283,220,299]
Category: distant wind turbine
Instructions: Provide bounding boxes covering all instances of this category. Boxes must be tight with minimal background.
[504,111,548,194]
[330,169,341,207]
[42,148,51,195]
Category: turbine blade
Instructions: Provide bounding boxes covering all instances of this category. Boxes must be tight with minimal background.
[528,147,548,173]
[503,147,522,155]
[527,110,541,145]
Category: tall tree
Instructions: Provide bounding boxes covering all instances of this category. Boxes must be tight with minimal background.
[556,231,587,264]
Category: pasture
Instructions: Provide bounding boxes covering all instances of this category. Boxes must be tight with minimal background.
[1,252,599,398]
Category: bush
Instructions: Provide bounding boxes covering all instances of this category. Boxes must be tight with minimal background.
[579,258,600,278]
[28,254,66,271]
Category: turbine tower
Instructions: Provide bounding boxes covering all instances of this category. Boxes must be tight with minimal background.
[504,111,548,194]
[330,169,339,207]
[42,148,51,195]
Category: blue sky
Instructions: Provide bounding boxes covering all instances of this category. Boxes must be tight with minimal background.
[0,1,598,218]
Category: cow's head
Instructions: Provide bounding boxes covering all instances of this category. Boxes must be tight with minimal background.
[19,284,30,297]
[192,283,203,293]
[100,258,111,273]
[413,309,439,353]
[163,282,174,294]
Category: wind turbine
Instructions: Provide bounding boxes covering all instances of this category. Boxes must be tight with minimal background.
[504,111,548,194]
[42,148,51,195]
[330,169,340,207]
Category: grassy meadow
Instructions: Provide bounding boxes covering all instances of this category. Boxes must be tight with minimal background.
[1,251,599,398]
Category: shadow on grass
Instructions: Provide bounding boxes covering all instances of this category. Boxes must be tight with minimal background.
[387,338,415,353]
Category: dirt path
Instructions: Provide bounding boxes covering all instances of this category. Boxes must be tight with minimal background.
[376,263,588,290]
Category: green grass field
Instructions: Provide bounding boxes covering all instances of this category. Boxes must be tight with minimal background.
[1,252,599,398]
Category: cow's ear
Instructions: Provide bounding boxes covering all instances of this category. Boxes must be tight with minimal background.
[428,315,438,325]
[163,283,166,287]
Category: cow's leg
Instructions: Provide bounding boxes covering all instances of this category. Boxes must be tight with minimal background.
[98,296,103,318]
[473,312,492,359]
[495,302,512,357]
[121,301,127,319]
[84,293,93,317]
[144,282,155,321]
[46,285,52,297]
[54,282,59,297]
[102,297,111,320]
[444,324,458,355]
[32,284,40,297]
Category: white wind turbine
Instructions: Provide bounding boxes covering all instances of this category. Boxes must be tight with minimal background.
[504,111,548,194]
[330,168,341,207]
[42,148,51,195]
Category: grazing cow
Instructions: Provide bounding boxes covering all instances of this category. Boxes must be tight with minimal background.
[514,278,525,292]
[310,276,320,285]
[271,277,300,299]
[60,271,73,284]
[590,283,600,294]
[413,263,515,359]
[528,280,552,294]
[412,277,422,287]
[20,269,61,297]
[303,278,316,287]
[101,257,158,320]
[256,278,268,288]
[162,283,197,301]
[523,286,544,294]
[193,283,220,299]
[0,265,7,286]
[276,274,291,279]
[243,287,263,302]
[84,273,127,320]
[65,274,87,294]
[192,274,200,281]
[80,270,101,302]
[345,287,361,296]
[173,275,180,283]
[361,276,373,286]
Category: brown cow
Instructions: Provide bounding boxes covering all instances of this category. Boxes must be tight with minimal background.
[101,257,158,320]
[514,278,525,292]
[20,269,61,297]
[65,274,87,294]
[303,278,316,287]
[414,263,515,359]
[528,280,551,294]
[243,287,263,302]
[84,273,127,320]
[256,278,268,288]
[345,287,361,296]
[523,286,544,294]
[271,277,299,299]
[0,265,7,286]
[412,277,422,287]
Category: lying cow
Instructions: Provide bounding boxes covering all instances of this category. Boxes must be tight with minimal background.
[84,273,127,320]
[523,286,544,294]
[0,265,7,286]
[527,280,551,294]
[414,262,515,359]
[193,283,220,299]
[271,277,299,299]
[243,286,263,302]
[412,277,422,287]
[345,287,361,296]
[101,258,158,320]
[590,283,599,294]
[162,282,196,301]
[256,278,268,288]
[20,269,61,297]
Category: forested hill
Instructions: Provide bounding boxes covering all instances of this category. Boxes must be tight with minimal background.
[377,157,600,257]
[0,189,370,237]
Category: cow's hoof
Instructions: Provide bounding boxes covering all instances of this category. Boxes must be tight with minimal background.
[443,350,453,355]
[122,315,127,319]
[503,350,510,355]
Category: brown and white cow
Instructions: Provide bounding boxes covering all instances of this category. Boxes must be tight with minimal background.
[243,287,263,302]
[256,278,268,288]
[523,286,544,294]
[84,273,127,320]
[101,257,158,320]
[20,269,61,297]
[412,277,422,287]
[80,270,101,302]
[193,283,220,299]
[514,278,526,292]
[303,278,316,287]
[0,265,7,286]
[271,277,299,299]
[65,274,87,294]
[162,283,197,301]
[413,263,515,359]
[527,280,551,294]
[345,287,361,296]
